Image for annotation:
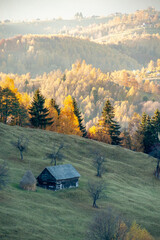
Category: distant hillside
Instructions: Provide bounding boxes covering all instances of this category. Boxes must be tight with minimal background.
[65,8,160,44]
[0,16,113,39]
[0,35,141,76]
[0,8,159,44]
[0,123,160,240]
[110,34,160,66]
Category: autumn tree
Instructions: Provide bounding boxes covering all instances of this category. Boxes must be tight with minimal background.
[147,60,155,72]
[86,208,128,240]
[126,221,154,240]
[46,99,60,132]
[120,129,132,150]
[86,210,154,240]
[58,95,82,136]
[0,87,20,124]
[29,89,53,129]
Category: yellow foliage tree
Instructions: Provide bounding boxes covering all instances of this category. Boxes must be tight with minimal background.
[58,95,82,136]
[46,104,59,132]
[88,120,112,144]
[0,77,22,103]
[126,222,154,240]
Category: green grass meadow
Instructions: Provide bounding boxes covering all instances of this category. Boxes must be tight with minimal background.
[0,123,160,240]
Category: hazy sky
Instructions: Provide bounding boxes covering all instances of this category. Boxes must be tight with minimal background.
[0,0,160,21]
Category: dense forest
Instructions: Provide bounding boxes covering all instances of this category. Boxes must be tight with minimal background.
[0,59,160,130]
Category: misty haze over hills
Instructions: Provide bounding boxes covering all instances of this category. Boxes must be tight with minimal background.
[1,0,160,21]
[0,7,160,76]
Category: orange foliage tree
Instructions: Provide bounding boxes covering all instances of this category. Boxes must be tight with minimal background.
[58,95,82,136]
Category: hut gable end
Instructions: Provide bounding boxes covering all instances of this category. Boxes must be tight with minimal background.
[38,168,56,183]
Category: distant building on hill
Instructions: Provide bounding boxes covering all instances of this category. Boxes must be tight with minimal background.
[37,164,80,190]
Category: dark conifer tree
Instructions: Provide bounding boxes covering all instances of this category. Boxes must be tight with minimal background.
[100,99,121,145]
[137,112,158,153]
[29,89,53,129]
[152,109,160,136]
[72,97,87,137]
[50,98,60,116]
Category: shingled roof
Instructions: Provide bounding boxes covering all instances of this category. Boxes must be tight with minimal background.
[46,164,80,180]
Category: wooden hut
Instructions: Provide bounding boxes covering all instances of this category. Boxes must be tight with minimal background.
[37,164,80,190]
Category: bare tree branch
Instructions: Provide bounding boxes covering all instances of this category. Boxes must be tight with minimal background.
[93,151,106,177]
[88,180,106,208]
[12,135,29,161]
[86,208,128,240]
[45,143,64,165]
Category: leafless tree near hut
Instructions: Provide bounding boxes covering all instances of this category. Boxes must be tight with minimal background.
[86,208,128,240]
[93,151,106,177]
[12,135,29,161]
[45,143,64,165]
[88,180,106,208]
[0,161,8,189]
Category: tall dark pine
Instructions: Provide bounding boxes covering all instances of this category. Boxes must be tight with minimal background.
[138,112,158,153]
[72,97,87,137]
[152,109,160,136]
[50,98,60,116]
[29,89,53,129]
[100,99,121,145]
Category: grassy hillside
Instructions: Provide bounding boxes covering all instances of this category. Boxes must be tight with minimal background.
[0,123,160,240]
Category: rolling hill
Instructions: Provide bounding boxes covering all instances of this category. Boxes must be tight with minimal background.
[0,35,141,76]
[0,123,160,240]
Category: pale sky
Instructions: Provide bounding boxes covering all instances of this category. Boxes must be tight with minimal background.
[0,0,160,21]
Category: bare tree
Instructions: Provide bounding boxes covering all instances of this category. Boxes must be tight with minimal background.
[0,161,8,189]
[12,135,29,161]
[86,208,128,240]
[93,151,106,177]
[46,143,64,165]
[88,180,106,208]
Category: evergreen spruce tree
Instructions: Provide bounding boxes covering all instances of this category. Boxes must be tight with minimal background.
[50,98,60,116]
[137,112,158,153]
[99,100,121,145]
[152,109,160,136]
[29,89,53,129]
[72,97,87,137]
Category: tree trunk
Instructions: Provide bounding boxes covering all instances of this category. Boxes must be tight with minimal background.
[20,151,23,161]
[93,199,98,208]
